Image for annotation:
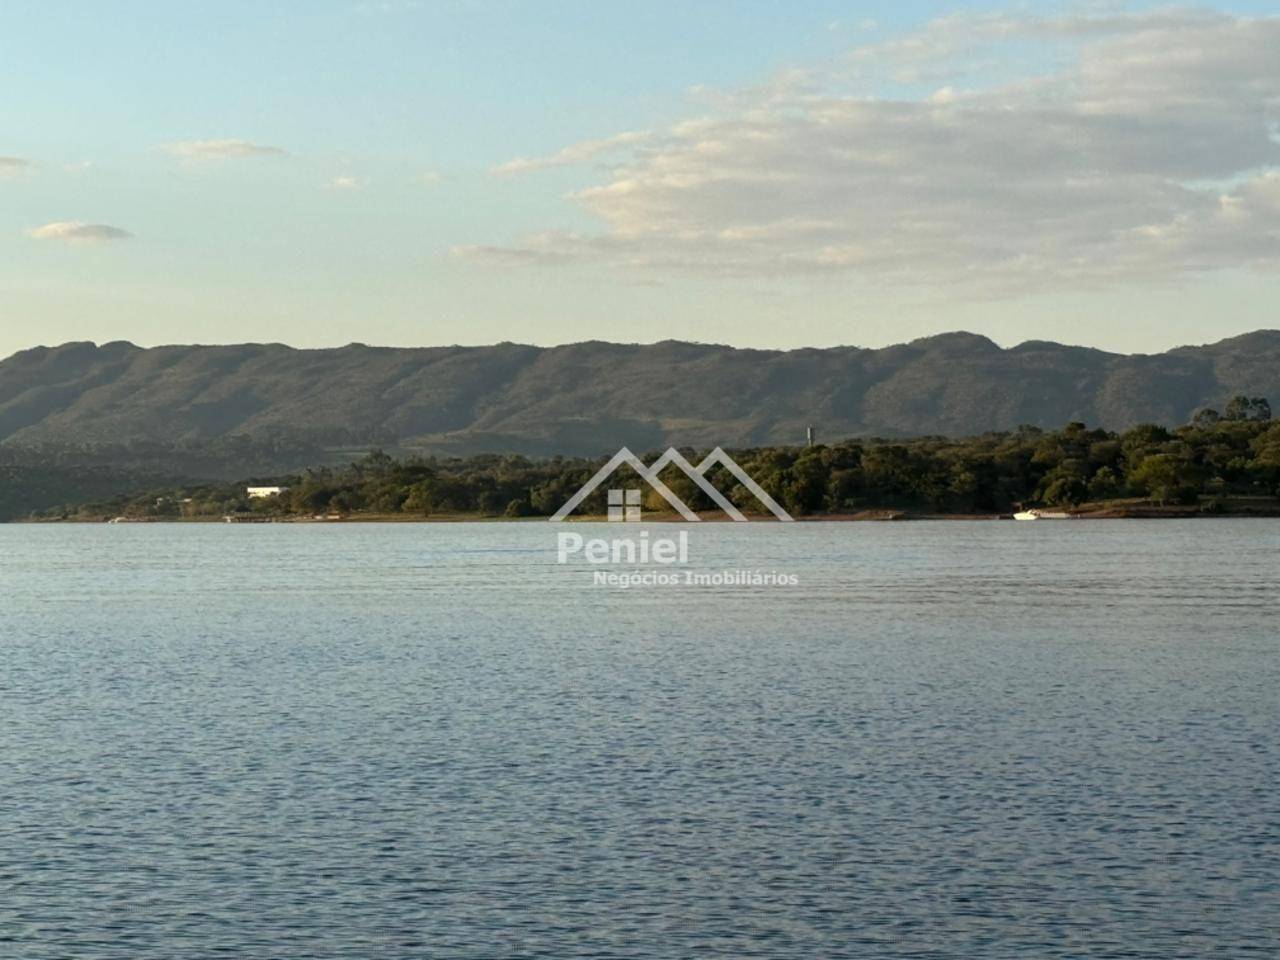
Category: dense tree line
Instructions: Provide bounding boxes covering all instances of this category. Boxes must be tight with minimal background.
[34,398,1280,520]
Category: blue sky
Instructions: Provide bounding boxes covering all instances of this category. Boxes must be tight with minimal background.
[3,1,1279,358]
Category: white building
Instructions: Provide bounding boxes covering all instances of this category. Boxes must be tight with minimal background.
[247,486,289,499]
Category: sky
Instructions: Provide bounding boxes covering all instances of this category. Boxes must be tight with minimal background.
[3,1,1279,359]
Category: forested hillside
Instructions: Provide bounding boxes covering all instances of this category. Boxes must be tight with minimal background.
[2,332,1278,455]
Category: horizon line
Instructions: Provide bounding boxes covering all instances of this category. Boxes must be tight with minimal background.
[8,327,1280,363]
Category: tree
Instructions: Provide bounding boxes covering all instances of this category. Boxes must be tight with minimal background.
[1042,475,1087,506]
[402,482,432,516]
[1249,423,1280,494]
[1036,459,1087,504]
[861,445,915,500]
[781,453,828,514]
[1191,408,1221,428]
[355,448,395,476]
[504,498,533,518]
[291,480,337,514]
[476,489,508,515]
[1129,454,1198,505]
[1224,396,1272,422]
[1087,466,1121,501]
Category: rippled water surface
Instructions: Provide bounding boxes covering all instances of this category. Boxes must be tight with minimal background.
[2,520,1278,958]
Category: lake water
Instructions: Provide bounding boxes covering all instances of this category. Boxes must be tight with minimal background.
[2,520,1278,958]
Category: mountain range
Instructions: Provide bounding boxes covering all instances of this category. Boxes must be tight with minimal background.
[2,331,1278,456]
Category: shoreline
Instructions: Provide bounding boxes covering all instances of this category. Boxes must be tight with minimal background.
[19,500,1280,524]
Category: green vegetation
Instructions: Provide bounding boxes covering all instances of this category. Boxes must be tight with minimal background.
[29,400,1280,521]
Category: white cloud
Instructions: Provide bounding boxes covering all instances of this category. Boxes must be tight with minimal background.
[415,170,442,185]
[326,175,363,190]
[0,156,33,178]
[464,12,1280,294]
[27,221,132,242]
[162,139,288,161]
[492,131,652,176]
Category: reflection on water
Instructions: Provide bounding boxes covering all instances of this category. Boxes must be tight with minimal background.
[1,521,1277,958]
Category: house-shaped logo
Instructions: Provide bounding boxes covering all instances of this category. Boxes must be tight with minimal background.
[550,447,793,522]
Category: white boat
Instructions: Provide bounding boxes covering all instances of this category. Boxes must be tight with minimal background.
[1013,508,1072,520]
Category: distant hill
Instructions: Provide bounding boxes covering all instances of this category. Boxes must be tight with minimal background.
[1,332,1277,456]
